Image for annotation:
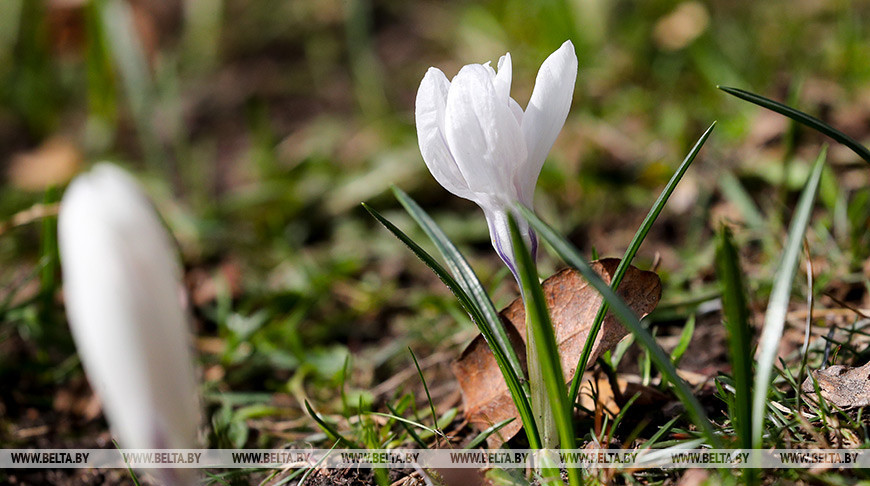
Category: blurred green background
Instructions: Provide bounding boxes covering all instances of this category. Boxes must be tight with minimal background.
[2,0,870,455]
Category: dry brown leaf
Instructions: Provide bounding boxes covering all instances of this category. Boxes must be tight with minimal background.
[802,361,870,409]
[451,258,662,446]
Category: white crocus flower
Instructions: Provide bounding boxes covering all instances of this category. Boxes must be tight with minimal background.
[58,163,199,485]
[415,40,577,281]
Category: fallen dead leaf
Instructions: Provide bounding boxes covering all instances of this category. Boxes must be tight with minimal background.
[452,258,662,446]
[802,361,870,409]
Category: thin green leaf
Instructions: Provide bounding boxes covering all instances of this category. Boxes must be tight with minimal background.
[366,411,439,437]
[670,314,695,366]
[363,202,540,448]
[610,392,641,433]
[641,415,681,450]
[113,439,141,486]
[415,408,459,442]
[508,215,582,486]
[751,147,827,448]
[719,86,870,164]
[409,347,441,439]
[568,122,716,403]
[464,418,515,450]
[304,400,360,449]
[295,441,339,486]
[39,186,59,303]
[520,206,722,447]
[384,403,427,448]
[204,470,233,486]
[392,187,527,388]
[715,226,753,450]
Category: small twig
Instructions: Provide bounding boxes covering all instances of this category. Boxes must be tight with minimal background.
[0,203,60,237]
[822,292,870,320]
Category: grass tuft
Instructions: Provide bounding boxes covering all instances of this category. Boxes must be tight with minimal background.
[714,226,754,451]
[751,147,826,449]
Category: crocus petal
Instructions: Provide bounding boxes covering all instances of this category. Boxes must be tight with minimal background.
[495,53,525,126]
[493,53,512,103]
[518,40,577,206]
[483,206,517,278]
[444,64,527,198]
[482,205,537,283]
[509,97,524,126]
[415,67,474,199]
[59,164,200,482]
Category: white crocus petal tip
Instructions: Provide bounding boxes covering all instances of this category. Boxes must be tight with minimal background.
[493,52,512,102]
[59,163,200,469]
[517,41,578,206]
[415,67,475,199]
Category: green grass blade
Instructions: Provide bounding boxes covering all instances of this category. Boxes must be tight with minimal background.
[719,86,870,164]
[670,314,695,366]
[384,403,427,448]
[303,400,360,448]
[392,187,527,386]
[464,418,515,449]
[509,216,581,486]
[363,202,541,448]
[295,441,339,486]
[714,226,753,450]
[610,392,641,434]
[113,439,141,486]
[568,122,716,403]
[520,206,722,447]
[366,411,440,437]
[39,187,59,299]
[641,415,681,450]
[409,347,441,438]
[751,147,826,448]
